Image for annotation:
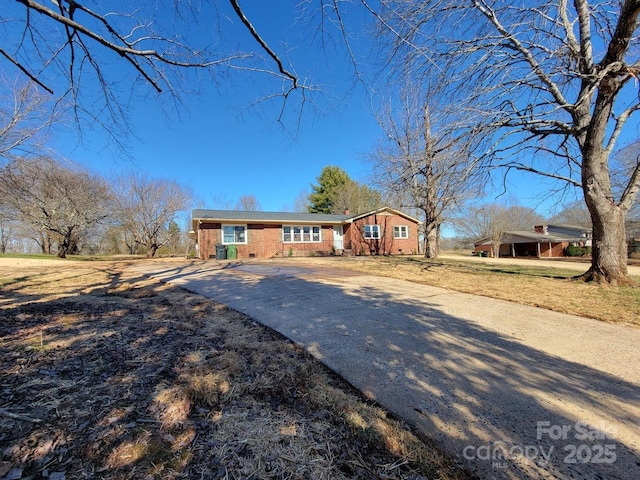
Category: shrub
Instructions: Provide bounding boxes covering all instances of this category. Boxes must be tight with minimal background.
[565,244,587,257]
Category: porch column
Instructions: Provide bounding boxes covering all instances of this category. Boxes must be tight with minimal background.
[536,242,541,258]
[549,242,552,257]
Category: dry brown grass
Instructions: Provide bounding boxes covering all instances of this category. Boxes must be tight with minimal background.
[0,259,470,480]
[292,255,640,326]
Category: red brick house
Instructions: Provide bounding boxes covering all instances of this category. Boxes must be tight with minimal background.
[191,206,422,260]
[473,224,592,258]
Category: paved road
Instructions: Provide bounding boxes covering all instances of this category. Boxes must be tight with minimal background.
[130,259,640,480]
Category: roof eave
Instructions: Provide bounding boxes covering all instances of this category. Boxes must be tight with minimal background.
[192,216,346,225]
[346,206,422,224]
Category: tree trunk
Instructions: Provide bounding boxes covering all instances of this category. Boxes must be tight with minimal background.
[579,100,632,285]
[423,220,439,258]
[56,228,77,259]
[147,244,158,258]
[580,196,629,285]
[57,236,71,258]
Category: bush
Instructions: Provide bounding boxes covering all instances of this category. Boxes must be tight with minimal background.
[565,244,587,257]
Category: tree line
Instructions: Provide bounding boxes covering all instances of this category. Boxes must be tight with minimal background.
[0,157,191,258]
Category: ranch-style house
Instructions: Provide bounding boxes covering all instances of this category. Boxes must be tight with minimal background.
[473,224,592,258]
[191,206,422,260]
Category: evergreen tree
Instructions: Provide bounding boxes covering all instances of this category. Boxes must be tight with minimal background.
[308,166,352,214]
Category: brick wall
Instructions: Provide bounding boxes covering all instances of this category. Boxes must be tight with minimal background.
[198,223,220,260]
[346,213,420,256]
[197,222,339,259]
[540,241,567,257]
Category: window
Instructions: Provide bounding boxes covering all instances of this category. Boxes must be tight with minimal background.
[222,225,246,244]
[393,225,409,239]
[283,225,321,243]
[363,224,381,239]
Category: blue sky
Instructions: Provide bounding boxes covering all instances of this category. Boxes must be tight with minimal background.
[42,1,390,212]
[9,2,597,221]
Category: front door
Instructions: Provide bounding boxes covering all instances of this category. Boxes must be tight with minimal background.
[333,225,344,250]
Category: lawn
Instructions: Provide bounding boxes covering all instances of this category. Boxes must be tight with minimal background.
[292,254,640,326]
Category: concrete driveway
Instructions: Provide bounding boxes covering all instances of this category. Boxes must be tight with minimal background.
[130,259,640,480]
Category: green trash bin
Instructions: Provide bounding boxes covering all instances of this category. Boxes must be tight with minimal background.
[215,244,227,260]
[227,244,237,259]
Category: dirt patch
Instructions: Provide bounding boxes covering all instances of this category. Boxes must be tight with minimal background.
[0,260,470,480]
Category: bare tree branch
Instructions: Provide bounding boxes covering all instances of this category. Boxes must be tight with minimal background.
[0,79,58,162]
[229,0,298,89]
[3,1,323,152]
[0,48,53,94]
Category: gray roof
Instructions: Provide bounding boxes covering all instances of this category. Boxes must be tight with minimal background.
[505,231,582,242]
[192,209,351,224]
[546,224,591,232]
[475,230,586,245]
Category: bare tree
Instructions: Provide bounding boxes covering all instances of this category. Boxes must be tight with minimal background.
[454,202,545,258]
[3,1,313,149]
[100,225,139,255]
[613,141,640,240]
[0,157,111,257]
[373,1,640,284]
[549,201,593,227]
[235,194,262,211]
[292,189,311,213]
[112,172,192,257]
[331,181,383,215]
[0,79,57,163]
[0,217,13,253]
[370,83,484,258]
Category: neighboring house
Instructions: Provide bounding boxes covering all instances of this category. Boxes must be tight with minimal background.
[474,224,592,258]
[191,206,422,260]
[629,238,640,256]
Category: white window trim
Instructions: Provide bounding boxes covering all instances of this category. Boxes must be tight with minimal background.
[393,225,409,239]
[282,225,322,243]
[364,224,381,239]
[222,224,247,244]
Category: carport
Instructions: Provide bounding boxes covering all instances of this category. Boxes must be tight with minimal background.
[499,231,571,257]
[477,231,578,258]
